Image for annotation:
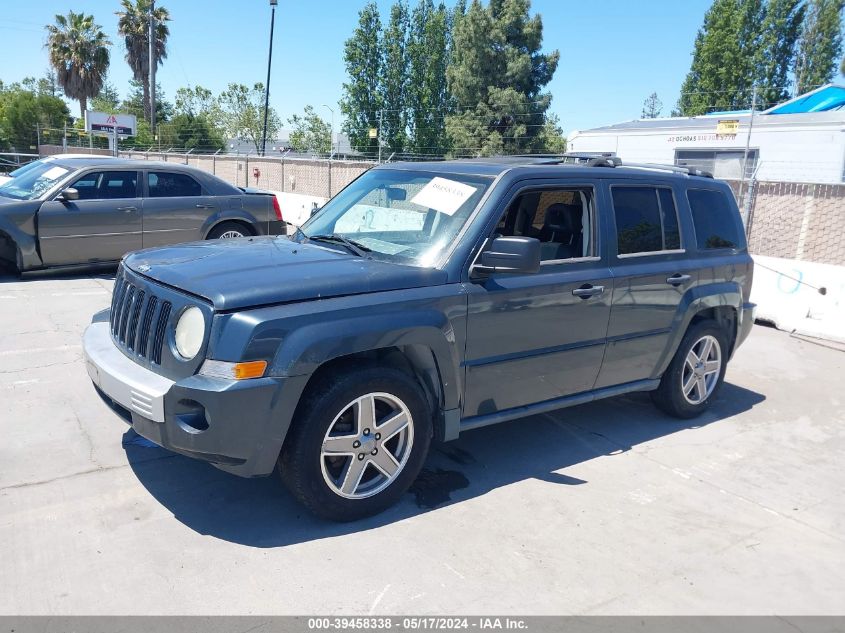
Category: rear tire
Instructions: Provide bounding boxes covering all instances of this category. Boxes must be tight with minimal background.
[651,319,729,419]
[278,365,432,522]
[207,221,251,239]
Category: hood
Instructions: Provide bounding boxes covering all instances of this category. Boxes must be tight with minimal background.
[124,236,448,311]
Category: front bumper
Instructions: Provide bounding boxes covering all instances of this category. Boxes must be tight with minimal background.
[83,321,305,477]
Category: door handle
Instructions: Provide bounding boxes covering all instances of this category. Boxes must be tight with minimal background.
[195,204,211,209]
[666,274,692,286]
[117,206,137,213]
[572,285,605,299]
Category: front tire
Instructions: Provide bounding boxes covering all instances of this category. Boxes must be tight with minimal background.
[278,365,432,521]
[651,319,729,419]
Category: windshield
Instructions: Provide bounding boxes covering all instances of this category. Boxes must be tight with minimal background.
[297,168,492,267]
[0,162,71,200]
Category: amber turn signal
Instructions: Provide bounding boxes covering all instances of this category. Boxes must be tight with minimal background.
[232,360,268,380]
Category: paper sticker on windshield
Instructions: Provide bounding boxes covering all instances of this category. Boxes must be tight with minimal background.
[411,177,477,216]
[42,166,69,180]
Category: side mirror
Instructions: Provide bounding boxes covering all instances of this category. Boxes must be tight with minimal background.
[472,236,541,276]
[56,187,79,202]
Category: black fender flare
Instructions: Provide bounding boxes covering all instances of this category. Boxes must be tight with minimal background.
[651,281,743,379]
[270,309,463,413]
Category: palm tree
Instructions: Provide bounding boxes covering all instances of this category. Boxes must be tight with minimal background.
[116,0,170,124]
[45,12,111,118]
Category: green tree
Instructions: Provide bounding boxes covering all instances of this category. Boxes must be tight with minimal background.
[286,105,331,154]
[677,0,764,115]
[380,1,410,154]
[340,2,382,155]
[158,113,224,151]
[91,81,121,113]
[116,0,170,124]
[0,83,70,151]
[536,112,566,153]
[642,92,663,118]
[755,0,805,107]
[445,0,560,156]
[45,11,111,118]
[174,85,216,117]
[217,82,281,153]
[407,0,452,156]
[794,0,844,95]
[121,79,173,122]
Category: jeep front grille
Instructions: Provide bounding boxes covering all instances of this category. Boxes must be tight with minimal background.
[110,273,171,364]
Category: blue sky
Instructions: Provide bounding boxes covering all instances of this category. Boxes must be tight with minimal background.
[0,0,712,133]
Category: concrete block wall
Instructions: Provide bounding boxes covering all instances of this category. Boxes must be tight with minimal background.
[745,182,845,266]
[120,152,374,199]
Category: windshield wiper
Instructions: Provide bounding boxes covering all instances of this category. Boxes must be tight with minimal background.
[307,233,371,257]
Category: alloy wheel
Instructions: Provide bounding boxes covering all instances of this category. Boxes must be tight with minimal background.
[320,392,414,499]
[681,334,722,405]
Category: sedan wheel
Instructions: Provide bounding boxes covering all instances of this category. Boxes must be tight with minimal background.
[218,229,245,239]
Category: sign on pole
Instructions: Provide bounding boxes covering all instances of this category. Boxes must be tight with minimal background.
[84,111,137,137]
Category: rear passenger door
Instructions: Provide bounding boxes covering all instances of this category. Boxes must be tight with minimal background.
[141,170,217,248]
[462,181,613,418]
[595,181,697,389]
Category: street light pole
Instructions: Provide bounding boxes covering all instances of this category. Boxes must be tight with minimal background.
[149,0,156,143]
[322,104,334,159]
[261,0,278,157]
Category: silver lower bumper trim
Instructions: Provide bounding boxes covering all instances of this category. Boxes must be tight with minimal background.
[82,322,174,423]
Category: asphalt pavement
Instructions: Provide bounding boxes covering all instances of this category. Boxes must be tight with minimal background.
[1,268,843,615]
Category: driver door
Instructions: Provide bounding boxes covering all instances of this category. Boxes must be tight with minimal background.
[38,170,142,266]
[462,181,613,418]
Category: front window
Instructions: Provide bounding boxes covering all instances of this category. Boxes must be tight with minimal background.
[297,169,492,267]
[0,162,71,200]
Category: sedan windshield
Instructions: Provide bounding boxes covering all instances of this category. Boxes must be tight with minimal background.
[0,162,71,200]
[296,169,492,267]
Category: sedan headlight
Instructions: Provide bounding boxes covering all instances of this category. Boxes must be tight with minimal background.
[174,306,205,359]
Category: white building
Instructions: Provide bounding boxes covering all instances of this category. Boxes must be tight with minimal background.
[567,85,845,184]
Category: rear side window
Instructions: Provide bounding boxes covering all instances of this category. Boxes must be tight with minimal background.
[687,189,742,250]
[611,186,681,255]
[147,171,202,198]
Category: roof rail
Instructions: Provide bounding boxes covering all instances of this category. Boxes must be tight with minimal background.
[586,157,713,178]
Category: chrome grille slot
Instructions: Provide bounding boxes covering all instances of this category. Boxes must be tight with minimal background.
[126,291,145,351]
[118,287,135,343]
[151,301,172,365]
[138,296,158,358]
[110,279,129,336]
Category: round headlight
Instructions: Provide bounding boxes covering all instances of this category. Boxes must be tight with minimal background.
[174,306,205,360]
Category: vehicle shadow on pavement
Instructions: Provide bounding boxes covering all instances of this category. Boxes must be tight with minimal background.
[125,382,765,548]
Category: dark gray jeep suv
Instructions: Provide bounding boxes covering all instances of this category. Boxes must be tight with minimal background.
[83,157,755,521]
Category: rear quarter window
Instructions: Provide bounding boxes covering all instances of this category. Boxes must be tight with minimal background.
[687,188,744,250]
